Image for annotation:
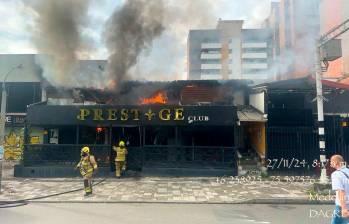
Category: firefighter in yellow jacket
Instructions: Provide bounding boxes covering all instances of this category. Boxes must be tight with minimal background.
[113,140,128,178]
[76,146,98,196]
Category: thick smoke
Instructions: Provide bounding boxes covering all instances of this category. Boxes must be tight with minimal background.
[104,0,165,89]
[29,0,91,87]
[25,0,289,89]
[268,0,320,80]
[132,0,271,81]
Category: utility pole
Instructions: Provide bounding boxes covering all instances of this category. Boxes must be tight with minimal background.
[315,18,349,184]
[315,39,327,183]
[0,64,22,193]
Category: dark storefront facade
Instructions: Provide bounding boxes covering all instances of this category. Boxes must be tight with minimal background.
[16,104,238,177]
[251,77,349,174]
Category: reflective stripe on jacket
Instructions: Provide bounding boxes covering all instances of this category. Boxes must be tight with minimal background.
[78,155,97,176]
[113,146,127,161]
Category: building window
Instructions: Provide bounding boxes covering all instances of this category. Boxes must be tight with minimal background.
[201,59,221,64]
[242,58,268,63]
[3,82,42,113]
[242,48,267,53]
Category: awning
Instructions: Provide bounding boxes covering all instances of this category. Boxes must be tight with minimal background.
[237,106,267,122]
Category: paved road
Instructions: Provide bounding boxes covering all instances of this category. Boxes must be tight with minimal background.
[0,203,336,224]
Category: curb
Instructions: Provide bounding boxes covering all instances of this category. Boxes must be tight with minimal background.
[0,198,335,205]
[244,198,334,205]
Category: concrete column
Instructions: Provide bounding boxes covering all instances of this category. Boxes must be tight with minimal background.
[231,38,242,79]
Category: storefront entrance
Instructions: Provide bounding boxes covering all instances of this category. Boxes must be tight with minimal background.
[19,105,238,177]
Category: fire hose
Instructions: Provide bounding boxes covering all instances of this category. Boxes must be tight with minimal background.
[0,178,107,208]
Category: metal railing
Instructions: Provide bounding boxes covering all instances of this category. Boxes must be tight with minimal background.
[23,144,111,167]
[142,145,237,168]
[23,144,237,170]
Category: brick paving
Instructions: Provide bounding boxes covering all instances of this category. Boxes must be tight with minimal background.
[0,161,316,203]
[0,177,312,203]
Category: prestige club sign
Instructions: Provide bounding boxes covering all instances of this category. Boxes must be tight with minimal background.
[26,105,236,126]
[77,108,185,122]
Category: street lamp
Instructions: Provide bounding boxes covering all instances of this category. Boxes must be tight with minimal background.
[0,64,22,193]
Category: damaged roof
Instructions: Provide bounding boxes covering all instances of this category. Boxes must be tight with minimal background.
[237,105,267,122]
[45,79,253,106]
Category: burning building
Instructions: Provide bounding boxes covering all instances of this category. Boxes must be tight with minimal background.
[17,79,261,177]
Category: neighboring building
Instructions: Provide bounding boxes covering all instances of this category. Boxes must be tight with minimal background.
[263,2,280,79]
[0,54,107,159]
[264,0,320,79]
[0,55,44,159]
[187,20,273,82]
[250,77,349,173]
[320,0,349,84]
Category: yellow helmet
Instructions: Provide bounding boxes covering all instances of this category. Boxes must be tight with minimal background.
[119,141,125,147]
[81,146,90,154]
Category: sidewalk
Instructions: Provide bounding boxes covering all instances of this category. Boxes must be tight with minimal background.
[0,162,330,204]
[0,176,323,204]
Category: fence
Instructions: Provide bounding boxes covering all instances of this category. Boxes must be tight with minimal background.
[324,116,349,162]
[266,126,319,175]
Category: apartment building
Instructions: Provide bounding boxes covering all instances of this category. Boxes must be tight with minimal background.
[187,20,273,82]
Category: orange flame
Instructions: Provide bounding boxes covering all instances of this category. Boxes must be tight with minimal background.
[140,91,168,105]
[96,127,103,133]
[107,80,117,90]
[322,0,343,79]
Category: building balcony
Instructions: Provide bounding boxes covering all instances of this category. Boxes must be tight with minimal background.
[242,63,268,69]
[201,43,222,49]
[201,53,221,59]
[201,64,222,69]
[242,52,268,59]
[242,42,267,48]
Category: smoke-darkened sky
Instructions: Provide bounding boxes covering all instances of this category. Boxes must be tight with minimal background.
[0,0,275,83]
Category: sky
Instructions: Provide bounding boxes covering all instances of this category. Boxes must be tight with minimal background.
[0,0,275,81]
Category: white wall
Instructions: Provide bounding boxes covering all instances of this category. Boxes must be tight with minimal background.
[201,43,222,49]
[242,42,267,48]
[201,74,222,80]
[249,92,265,113]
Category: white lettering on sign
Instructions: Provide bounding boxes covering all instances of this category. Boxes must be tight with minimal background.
[188,116,210,124]
[5,116,11,123]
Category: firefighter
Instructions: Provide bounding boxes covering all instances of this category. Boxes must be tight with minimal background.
[76,146,98,196]
[113,140,128,178]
